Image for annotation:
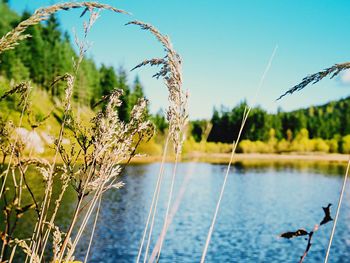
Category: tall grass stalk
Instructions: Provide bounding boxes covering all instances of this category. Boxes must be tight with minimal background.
[32,74,74,262]
[0,3,164,262]
[9,3,124,261]
[84,195,102,263]
[0,83,31,262]
[324,156,350,263]
[0,2,127,55]
[200,46,277,262]
[137,136,170,263]
[149,124,212,263]
[128,20,188,262]
[0,3,185,262]
[65,164,114,259]
[52,99,150,261]
[52,9,100,260]
[156,151,180,262]
[0,83,30,200]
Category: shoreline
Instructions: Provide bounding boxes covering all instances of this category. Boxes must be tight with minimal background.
[4,153,348,165]
[131,152,350,164]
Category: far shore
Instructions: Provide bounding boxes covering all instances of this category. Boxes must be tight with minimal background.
[131,152,350,164]
[3,152,348,165]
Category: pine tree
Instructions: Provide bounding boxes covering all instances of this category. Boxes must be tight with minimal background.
[128,76,146,114]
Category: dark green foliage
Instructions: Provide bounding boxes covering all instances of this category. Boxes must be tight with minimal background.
[191,120,208,142]
[99,64,117,98]
[128,76,145,113]
[0,3,147,123]
[207,97,350,146]
[96,66,146,122]
[116,68,131,122]
[151,109,168,134]
[208,102,271,143]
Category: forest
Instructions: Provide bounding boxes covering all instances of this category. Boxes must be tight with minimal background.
[0,1,148,123]
[1,0,350,155]
[190,97,350,154]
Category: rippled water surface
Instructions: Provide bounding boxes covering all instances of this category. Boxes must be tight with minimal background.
[72,162,350,263]
[3,162,350,262]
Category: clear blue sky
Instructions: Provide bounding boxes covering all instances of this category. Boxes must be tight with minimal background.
[8,0,350,119]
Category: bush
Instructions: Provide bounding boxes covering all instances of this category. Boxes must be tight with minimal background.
[238,140,255,153]
[313,138,329,153]
[327,138,338,153]
[342,135,350,154]
[276,139,290,153]
[238,140,274,153]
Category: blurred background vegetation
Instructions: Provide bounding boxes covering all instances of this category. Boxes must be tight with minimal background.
[1,0,350,157]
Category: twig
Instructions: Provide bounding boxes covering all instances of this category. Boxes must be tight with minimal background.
[299,225,318,263]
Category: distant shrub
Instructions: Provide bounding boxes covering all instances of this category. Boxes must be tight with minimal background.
[238,140,274,153]
[313,138,329,153]
[238,140,255,153]
[137,137,163,155]
[183,137,232,154]
[327,138,338,153]
[183,130,348,155]
[342,135,350,154]
[290,129,314,152]
[276,139,290,153]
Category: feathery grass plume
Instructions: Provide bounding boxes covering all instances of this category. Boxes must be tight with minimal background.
[29,73,75,261]
[51,89,154,261]
[58,92,154,261]
[277,62,350,100]
[52,226,63,262]
[0,81,31,203]
[10,239,40,263]
[0,82,40,261]
[0,2,128,55]
[0,2,143,262]
[0,118,12,162]
[127,20,188,262]
[0,82,30,102]
[127,21,189,154]
[149,124,213,263]
[30,4,125,258]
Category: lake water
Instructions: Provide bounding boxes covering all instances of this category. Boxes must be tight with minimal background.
[2,162,350,262]
[71,162,350,263]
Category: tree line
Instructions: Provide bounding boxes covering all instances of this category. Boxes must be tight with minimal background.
[0,2,147,122]
[204,98,350,142]
[189,97,350,153]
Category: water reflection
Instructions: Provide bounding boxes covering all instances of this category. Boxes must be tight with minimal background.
[1,162,349,262]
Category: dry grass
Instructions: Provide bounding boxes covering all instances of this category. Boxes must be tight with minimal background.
[3,1,343,263]
[0,2,165,263]
[125,20,188,263]
[277,62,350,100]
[0,2,127,54]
